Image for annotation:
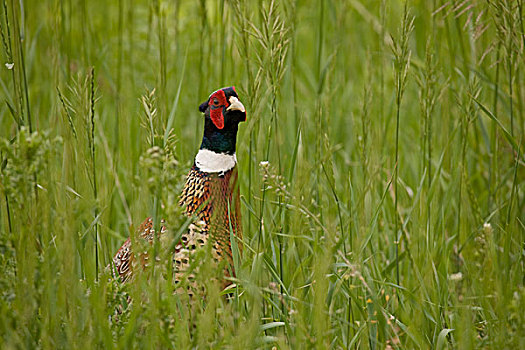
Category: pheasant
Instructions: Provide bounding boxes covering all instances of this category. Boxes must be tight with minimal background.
[111,86,246,288]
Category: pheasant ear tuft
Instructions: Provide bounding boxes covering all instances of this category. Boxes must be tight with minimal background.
[199,101,208,113]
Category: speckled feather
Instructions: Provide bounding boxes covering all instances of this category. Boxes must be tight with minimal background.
[111,165,242,285]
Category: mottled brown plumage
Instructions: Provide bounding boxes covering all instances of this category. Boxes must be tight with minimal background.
[112,166,242,285]
[112,217,167,283]
[177,165,242,263]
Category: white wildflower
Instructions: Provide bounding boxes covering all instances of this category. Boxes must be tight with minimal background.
[448,272,463,281]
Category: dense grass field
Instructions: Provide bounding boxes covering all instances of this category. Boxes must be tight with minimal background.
[0,0,524,348]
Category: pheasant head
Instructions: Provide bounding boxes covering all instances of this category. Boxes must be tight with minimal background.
[197,87,246,164]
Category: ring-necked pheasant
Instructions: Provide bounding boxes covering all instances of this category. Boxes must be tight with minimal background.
[111,86,246,288]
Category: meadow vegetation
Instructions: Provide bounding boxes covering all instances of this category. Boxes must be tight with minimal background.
[0,0,524,348]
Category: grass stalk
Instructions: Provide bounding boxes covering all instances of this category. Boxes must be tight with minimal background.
[489,42,501,212]
[1,0,23,129]
[154,0,167,120]
[391,0,413,291]
[13,1,31,132]
[89,67,99,280]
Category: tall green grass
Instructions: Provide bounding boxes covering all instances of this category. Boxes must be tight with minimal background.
[0,0,523,348]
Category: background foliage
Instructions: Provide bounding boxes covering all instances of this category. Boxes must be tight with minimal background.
[0,0,524,348]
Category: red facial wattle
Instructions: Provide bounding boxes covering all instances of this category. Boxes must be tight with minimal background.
[209,90,228,129]
[210,107,224,129]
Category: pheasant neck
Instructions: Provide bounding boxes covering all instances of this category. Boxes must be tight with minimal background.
[200,118,238,155]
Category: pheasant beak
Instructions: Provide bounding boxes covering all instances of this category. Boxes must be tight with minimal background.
[227,96,245,113]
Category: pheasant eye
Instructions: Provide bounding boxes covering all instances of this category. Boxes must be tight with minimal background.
[212,98,220,106]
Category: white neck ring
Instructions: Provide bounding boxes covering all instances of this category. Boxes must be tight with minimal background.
[195,149,236,173]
